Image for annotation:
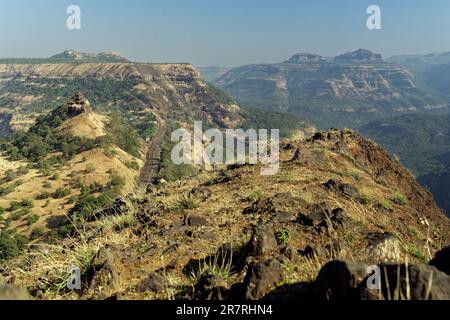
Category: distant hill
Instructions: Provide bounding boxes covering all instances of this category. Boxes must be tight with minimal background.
[0,50,130,64]
[49,50,130,63]
[389,52,450,65]
[214,49,446,129]
[360,113,450,215]
[388,52,450,105]
[197,66,230,82]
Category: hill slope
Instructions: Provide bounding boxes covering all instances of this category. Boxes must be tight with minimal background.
[388,52,450,105]
[360,113,450,215]
[0,93,145,243]
[3,129,449,300]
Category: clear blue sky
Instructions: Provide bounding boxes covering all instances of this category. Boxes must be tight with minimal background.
[1,0,449,66]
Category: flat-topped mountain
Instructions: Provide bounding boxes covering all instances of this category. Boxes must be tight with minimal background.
[214,49,445,129]
[49,50,130,63]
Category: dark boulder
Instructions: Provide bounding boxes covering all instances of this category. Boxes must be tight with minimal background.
[194,271,228,300]
[241,258,284,300]
[359,264,450,300]
[243,192,307,216]
[323,179,358,198]
[248,223,278,259]
[137,272,168,293]
[88,247,120,298]
[273,211,295,223]
[184,215,208,227]
[315,261,369,301]
[430,246,450,275]
[190,187,213,201]
[298,203,349,231]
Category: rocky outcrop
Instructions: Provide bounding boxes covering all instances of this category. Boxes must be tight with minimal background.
[430,246,450,275]
[283,53,327,64]
[88,248,121,299]
[313,260,450,301]
[66,92,91,117]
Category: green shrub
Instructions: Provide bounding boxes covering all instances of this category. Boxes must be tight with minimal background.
[357,193,373,205]
[16,166,30,176]
[392,194,408,206]
[276,228,292,245]
[0,224,28,260]
[125,161,140,170]
[4,169,17,182]
[36,191,51,200]
[245,189,265,203]
[176,195,200,210]
[109,172,125,189]
[8,199,33,212]
[30,227,44,240]
[406,245,427,263]
[10,211,24,221]
[380,200,393,211]
[52,188,71,199]
[27,214,39,226]
[0,184,15,196]
[348,170,361,181]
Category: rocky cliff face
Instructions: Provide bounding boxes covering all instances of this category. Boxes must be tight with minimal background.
[214,49,442,129]
[0,62,244,136]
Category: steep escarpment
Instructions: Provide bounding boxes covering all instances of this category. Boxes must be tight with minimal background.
[3,129,448,300]
[214,49,445,129]
[0,62,242,132]
[0,58,310,140]
[360,113,450,215]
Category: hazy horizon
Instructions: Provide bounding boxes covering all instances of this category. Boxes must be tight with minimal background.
[1,0,450,67]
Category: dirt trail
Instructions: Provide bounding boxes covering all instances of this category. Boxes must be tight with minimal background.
[138,122,167,185]
[138,103,170,185]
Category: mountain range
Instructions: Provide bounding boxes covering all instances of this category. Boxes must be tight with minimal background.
[213,49,448,129]
[0,50,449,301]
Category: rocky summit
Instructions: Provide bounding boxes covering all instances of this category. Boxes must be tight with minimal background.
[66,92,92,117]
